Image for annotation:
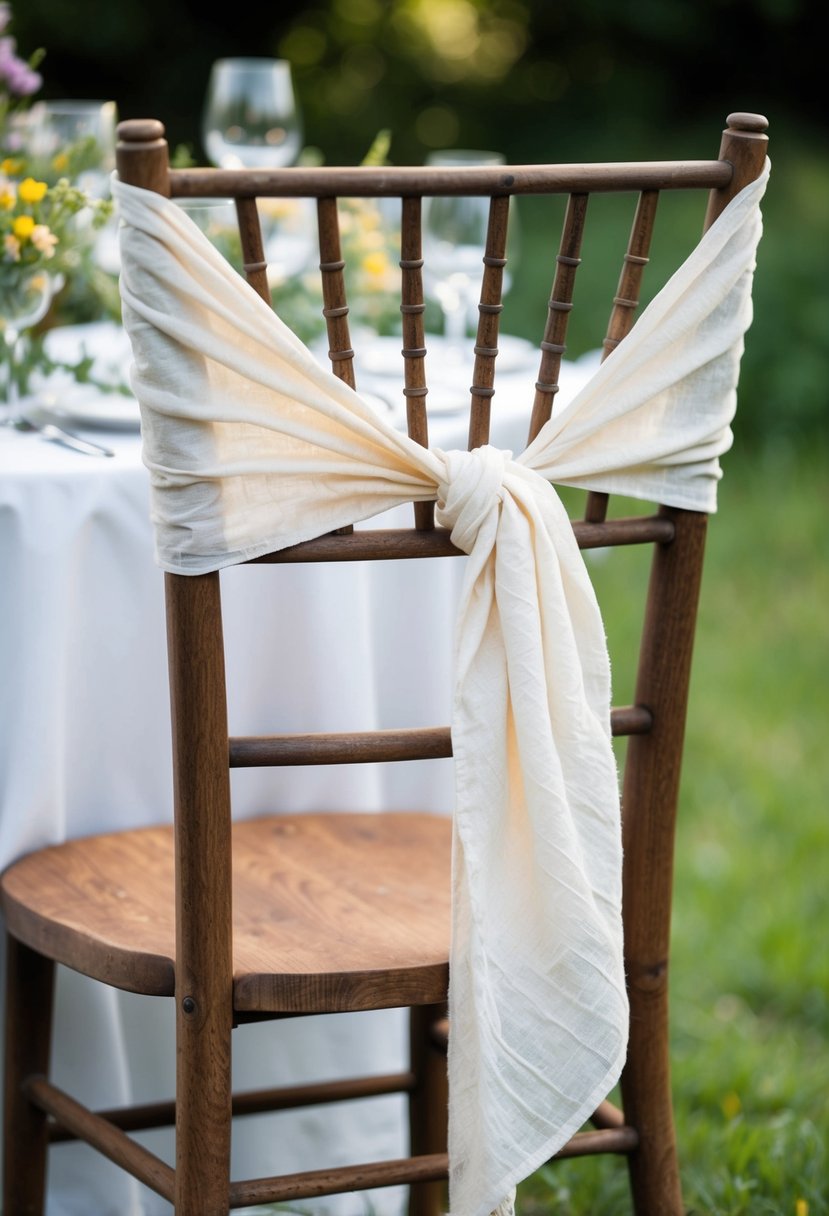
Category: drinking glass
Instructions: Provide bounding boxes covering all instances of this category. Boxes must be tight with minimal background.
[0,269,54,427]
[201,59,313,285]
[26,101,119,274]
[202,58,303,170]
[422,150,508,346]
[28,100,117,198]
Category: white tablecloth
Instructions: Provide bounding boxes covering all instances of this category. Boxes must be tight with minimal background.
[0,334,595,1215]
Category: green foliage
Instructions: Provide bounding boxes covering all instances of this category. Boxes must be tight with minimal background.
[519,453,829,1215]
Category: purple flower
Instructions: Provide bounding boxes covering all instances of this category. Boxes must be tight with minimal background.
[0,33,42,96]
[10,63,42,95]
[0,5,10,37]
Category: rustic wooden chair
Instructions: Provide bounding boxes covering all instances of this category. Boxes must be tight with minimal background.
[1,112,768,1216]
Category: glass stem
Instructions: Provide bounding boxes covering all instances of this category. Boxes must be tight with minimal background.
[1,329,20,426]
[443,302,467,344]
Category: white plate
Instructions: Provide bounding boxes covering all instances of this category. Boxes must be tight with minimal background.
[42,321,133,370]
[39,389,141,432]
[348,332,541,415]
[356,332,538,379]
[36,322,140,430]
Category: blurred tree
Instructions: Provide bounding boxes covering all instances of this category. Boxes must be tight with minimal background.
[11,0,820,163]
[10,0,829,445]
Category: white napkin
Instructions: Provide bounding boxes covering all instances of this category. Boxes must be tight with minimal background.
[114,159,767,1216]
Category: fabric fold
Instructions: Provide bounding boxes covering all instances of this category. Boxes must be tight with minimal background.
[114,159,767,1216]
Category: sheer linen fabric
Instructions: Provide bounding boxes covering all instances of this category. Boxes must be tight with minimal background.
[114,161,768,1216]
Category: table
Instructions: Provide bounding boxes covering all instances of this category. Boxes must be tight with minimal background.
[0,329,596,1215]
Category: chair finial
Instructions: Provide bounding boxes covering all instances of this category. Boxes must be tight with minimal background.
[725,112,769,134]
[703,111,769,230]
[116,118,171,196]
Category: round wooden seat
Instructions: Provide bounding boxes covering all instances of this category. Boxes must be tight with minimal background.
[0,811,452,1014]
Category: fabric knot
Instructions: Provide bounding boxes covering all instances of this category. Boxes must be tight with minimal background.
[435,444,512,554]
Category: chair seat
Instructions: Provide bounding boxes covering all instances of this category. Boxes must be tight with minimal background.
[0,811,452,1014]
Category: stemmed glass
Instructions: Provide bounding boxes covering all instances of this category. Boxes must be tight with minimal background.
[27,100,120,274]
[202,58,303,170]
[27,100,117,198]
[422,150,509,349]
[201,59,312,285]
[0,269,54,428]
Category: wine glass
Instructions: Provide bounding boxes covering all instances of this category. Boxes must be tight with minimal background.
[28,100,119,274]
[0,269,54,428]
[422,150,506,350]
[27,100,118,198]
[202,58,303,170]
[201,59,312,285]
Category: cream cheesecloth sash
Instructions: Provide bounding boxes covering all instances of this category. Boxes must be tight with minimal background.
[114,160,767,1216]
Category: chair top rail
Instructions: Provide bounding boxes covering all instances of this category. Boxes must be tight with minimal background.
[167,160,733,200]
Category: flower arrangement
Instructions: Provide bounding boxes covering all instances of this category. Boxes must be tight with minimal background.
[321,130,402,339]
[0,3,118,399]
[262,131,403,343]
[0,4,112,284]
[0,169,110,280]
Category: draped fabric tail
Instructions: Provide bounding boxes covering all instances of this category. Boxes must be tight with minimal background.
[438,452,627,1215]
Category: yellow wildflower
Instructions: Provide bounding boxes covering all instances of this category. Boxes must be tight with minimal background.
[18,177,49,204]
[720,1091,741,1120]
[795,1200,809,1216]
[3,233,21,262]
[31,224,59,258]
[52,152,70,173]
[258,197,302,221]
[12,215,35,240]
[0,187,16,210]
[361,250,390,278]
[356,206,381,232]
[1,157,23,176]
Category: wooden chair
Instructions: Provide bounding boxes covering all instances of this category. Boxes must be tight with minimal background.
[1,112,768,1215]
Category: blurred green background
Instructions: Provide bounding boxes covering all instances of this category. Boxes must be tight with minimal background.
[10,4,828,1213]
[13,0,829,448]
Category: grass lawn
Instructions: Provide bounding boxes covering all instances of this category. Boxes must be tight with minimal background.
[518,446,829,1215]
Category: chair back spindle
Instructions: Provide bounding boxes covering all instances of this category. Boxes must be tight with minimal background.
[316,197,356,392]
[399,195,434,530]
[466,194,511,451]
[235,198,272,306]
[583,188,661,524]
[527,192,589,445]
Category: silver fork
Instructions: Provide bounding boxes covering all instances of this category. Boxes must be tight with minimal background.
[14,416,114,458]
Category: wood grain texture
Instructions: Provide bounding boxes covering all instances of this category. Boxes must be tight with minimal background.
[528,191,589,444]
[1,812,451,1013]
[48,1072,418,1142]
[164,160,734,199]
[619,507,709,1214]
[2,938,54,1215]
[165,571,235,1213]
[24,1076,175,1202]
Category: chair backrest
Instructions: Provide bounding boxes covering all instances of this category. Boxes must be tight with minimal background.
[117,114,767,510]
[114,112,768,1084]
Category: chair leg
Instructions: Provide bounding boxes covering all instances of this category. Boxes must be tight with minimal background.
[3,934,55,1216]
[620,983,683,1216]
[173,994,233,1215]
[408,1002,448,1216]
